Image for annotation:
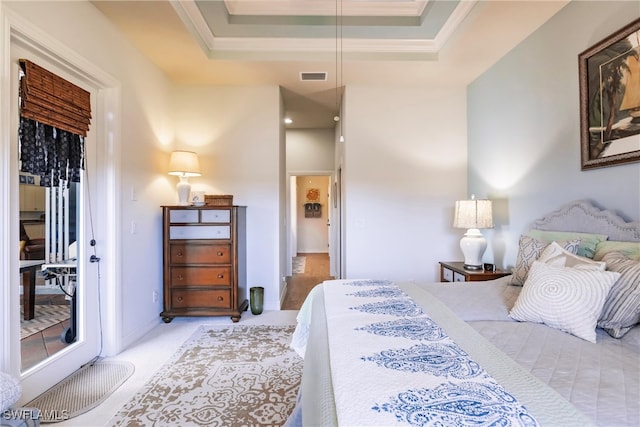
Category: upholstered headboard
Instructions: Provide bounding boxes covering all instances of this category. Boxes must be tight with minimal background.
[528,200,640,242]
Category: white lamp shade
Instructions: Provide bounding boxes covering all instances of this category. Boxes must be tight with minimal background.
[168,150,201,177]
[453,198,493,229]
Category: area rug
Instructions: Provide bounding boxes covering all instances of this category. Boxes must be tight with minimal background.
[109,325,303,427]
[292,256,306,274]
[20,304,70,340]
[26,361,134,423]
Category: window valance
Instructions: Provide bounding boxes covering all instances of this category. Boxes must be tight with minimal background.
[18,59,91,187]
[19,59,91,137]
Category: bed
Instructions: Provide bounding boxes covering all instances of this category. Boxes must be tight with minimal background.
[286,200,640,427]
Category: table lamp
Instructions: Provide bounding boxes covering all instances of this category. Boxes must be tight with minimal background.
[168,150,201,206]
[453,195,494,270]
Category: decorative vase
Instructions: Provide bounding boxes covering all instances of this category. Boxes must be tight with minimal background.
[250,286,264,315]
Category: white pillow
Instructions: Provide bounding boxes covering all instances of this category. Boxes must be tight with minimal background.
[537,241,606,270]
[509,261,620,343]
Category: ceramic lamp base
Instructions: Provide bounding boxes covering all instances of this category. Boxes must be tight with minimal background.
[460,228,487,270]
[176,176,191,206]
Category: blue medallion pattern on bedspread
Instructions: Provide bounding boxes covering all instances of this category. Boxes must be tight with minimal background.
[373,382,538,427]
[322,279,538,427]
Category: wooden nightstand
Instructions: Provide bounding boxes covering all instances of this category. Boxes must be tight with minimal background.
[439,261,511,282]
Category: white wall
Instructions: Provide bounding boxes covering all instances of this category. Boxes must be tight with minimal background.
[343,85,468,281]
[287,129,335,171]
[468,1,640,270]
[171,85,283,311]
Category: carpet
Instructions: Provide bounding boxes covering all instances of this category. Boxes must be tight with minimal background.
[26,361,135,423]
[292,256,306,274]
[20,304,70,340]
[109,325,303,427]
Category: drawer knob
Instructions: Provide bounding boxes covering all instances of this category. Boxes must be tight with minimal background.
[217,274,224,279]
[177,296,183,302]
[217,251,224,256]
[217,296,223,302]
[177,251,183,257]
[177,274,183,280]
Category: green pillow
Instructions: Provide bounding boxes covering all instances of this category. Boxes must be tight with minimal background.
[593,241,640,261]
[526,230,607,259]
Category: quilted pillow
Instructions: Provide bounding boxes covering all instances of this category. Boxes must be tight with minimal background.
[509,261,620,343]
[593,241,640,261]
[537,241,606,270]
[0,372,20,411]
[598,252,640,338]
[510,235,581,286]
[526,230,607,259]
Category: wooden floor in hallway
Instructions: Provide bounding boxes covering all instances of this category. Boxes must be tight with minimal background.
[282,253,333,310]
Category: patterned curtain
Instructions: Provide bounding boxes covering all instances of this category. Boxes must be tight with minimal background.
[19,117,84,187]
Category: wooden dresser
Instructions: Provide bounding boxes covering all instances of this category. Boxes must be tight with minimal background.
[160,205,248,323]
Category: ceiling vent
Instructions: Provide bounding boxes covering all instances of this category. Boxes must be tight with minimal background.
[300,72,327,81]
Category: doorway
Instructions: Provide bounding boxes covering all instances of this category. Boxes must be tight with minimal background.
[283,174,335,308]
[1,16,120,403]
[290,175,332,275]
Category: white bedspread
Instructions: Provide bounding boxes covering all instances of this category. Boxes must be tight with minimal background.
[323,279,539,426]
[294,279,597,427]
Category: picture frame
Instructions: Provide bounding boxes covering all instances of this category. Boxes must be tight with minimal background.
[579,18,640,170]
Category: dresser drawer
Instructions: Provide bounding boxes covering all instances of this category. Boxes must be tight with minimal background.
[442,267,454,282]
[201,209,231,223]
[170,225,230,240]
[171,267,231,286]
[169,209,199,223]
[171,289,231,309]
[170,244,231,264]
[453,272,466,282]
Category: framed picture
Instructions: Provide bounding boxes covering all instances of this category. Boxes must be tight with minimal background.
[579,18,640,170]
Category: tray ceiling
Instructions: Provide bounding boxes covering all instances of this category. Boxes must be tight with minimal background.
[91,0,569,128]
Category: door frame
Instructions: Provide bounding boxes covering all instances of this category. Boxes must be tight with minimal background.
[286,170,338,277]
[0,8,122,402]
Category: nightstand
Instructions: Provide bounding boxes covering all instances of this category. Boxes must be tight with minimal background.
[439,261,511,282]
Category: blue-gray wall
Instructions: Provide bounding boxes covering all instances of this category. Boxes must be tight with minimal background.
[468,1,640,269]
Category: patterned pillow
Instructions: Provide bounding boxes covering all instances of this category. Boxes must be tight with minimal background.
[537,241,606,270]
[526,230,607,259]
[598,252,640,338]
[511,235,581,286]
[509,261,620,343]
[593,241,640,261]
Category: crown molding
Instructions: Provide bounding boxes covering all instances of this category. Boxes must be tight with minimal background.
[171,0,477,58]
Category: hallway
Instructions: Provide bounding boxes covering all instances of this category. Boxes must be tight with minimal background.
[281,253,333,310]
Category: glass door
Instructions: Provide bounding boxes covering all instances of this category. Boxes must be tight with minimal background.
[10,44,101,402]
